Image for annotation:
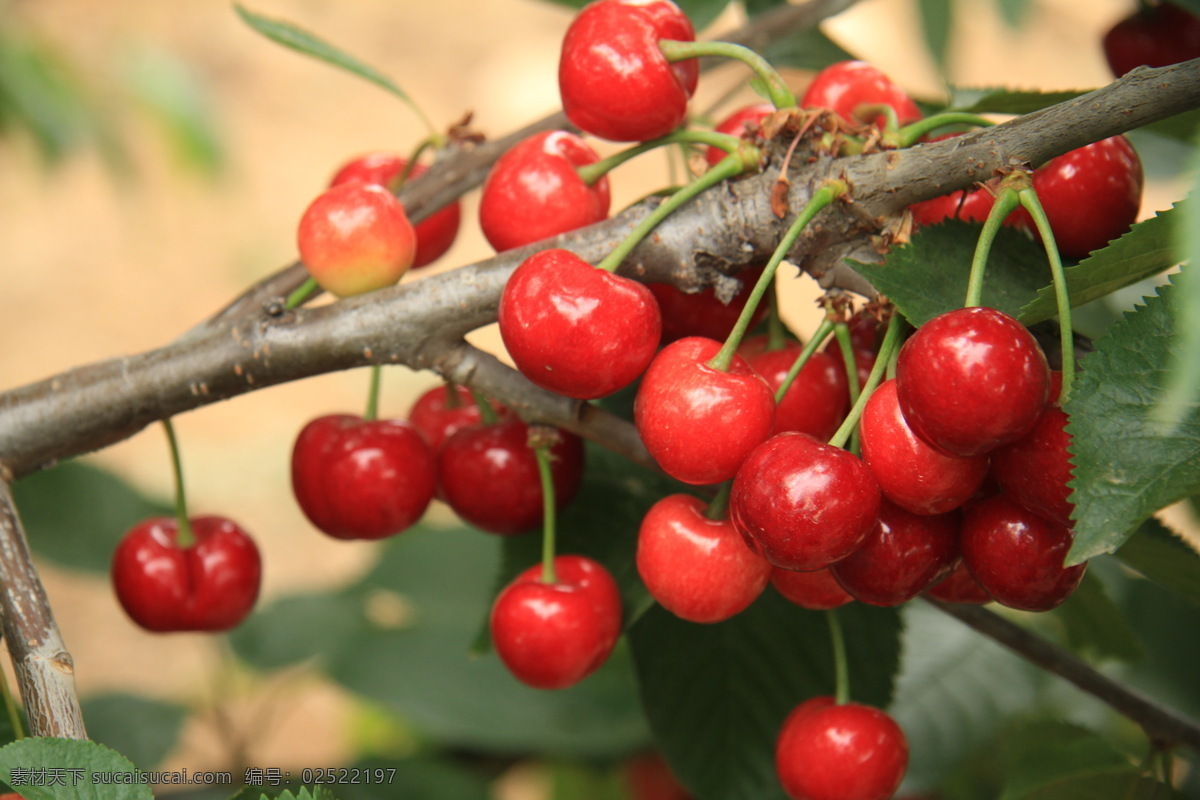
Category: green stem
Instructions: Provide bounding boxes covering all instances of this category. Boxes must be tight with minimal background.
[707,180,846,372]
[285,277,320,310]
[897,113,995,147]
[827,312,904,450]
[468,388,500,426]
[596,152,752,273]
[364,365,383,421]
[1018,186,1075,403]
[161,418,195,548]
[0,667,24,740]
[852,102,900,132]
[833,319,862,454]
[535,444,557,585]
[576,129,744,186]
[965,187,1021,308]
[392,139,435,191]
[765,279,788,351]
[659,39,796,110]
[705,482,733,521]
[774,318,835,405]
[826,609,850,705]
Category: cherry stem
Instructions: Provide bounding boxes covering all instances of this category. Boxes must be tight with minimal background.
[468,387,500,426]
[0,666,25,740]
[832,319,862,454]
[773,318,834,405]
[826,609,850,705]
[705,482,733,521]
[827,312,904,450]
[443,379,463,409]
[1018,186,1075,403]
[765,280,788,351]
[707,180,847,372]
[596,151,752,274]
[896,113,995,148]
[576,129,744,186]
[534,443,557,585]
[658,39,797,109]
[852,103,900,132]
[284,277,319,310]
[364,365,383,421]
[161,418,195,548]
[964,185,1022,308]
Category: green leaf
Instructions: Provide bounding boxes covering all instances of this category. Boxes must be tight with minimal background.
[954,88,1090,116]
[916,0,953,73]
[79,693,188,771]
[228,591,369,672]
[1114,518,1200,608]
[1050,571,1144,662]
[1157,180,1200,428]
[1020,774,1189,800]
[1121,578,1200,719]
[233,5,432,133]
[12,460,171,574]
[0,737,153,799]
[1141,107,1200,144]
[851,220,1051,327]
[761,27,857,73]
[1018,204,1182,326]
[1066,279,1200,563]
[629,592,901,800]
[997,720,1138,800]
[993,0,1032,28]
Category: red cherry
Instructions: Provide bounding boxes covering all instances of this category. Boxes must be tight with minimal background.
[490,554,622,689]
[559,0,699,142]
[291,414,437,541]
[924,560,992,605]
[406,383,508,452]
[328,153,462,268]
[634,337,776,485]
[770,566,853,610]
[478,130,611,252]
[636,493,771,623]
[705,103,775,166]
[649,266,767,345]
[960,494,1086,611]
[896,307,1050,457]
[1103,1,1200,77]
[111,516,262,633]
[742,338,849,442]
[499,249,662,399]
[800,60,922,128]
[1011,136,1144,260]
[860,379,988,515]
[296,182,417,297]
[731,432,881,571]
[907,133,1008,230]
[437,418,585,536]
[831,500,960,606]
[776,697,909,800]
[991,404,1074,528]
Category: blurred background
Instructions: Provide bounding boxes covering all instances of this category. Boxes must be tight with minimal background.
[0,0,1187,796]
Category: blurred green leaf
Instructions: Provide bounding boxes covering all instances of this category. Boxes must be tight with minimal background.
[1156,167,1200,429]
[1120,577,1200,719]
[954,88,1090,116]
[79,692,188,771]
[630,592,900,800]
[0,737,152,799]
[997,720,1138,800]
[993,0,1032,28]
[761,27,857,73]
[917,0,953,73]
[13,460,172,574]
[1051,572,1144,662]
[1114,518,1200,608]
[1142,107,1200,143]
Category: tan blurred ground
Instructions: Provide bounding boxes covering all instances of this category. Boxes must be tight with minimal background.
[0,0,1170,790]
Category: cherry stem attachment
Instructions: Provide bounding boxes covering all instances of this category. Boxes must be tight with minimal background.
[827,312,904,450]
[1018,186,1075,402]
[853,103,900,133]
[897,113,995,148]
[708,179,847,372]
[161,418,195,548]
[0,667,24,740]
[364,365,383,421]
[596,151,753,273]
[965,185,1023,308]
[533,442,558,585]
[773,318,834,405]
[393,139,435,191]
[576,129,744,186]
[443,379,463,409]
[705,482,733,521]
[826,609,850,705]
[658,39,797,110]
[285,277,320,310]
[469,387,500,426]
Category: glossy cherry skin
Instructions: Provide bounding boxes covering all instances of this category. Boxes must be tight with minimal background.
[499,248,662,399]
[637,493,771,623]
[991,404,1073,528]
[924,560,992,605]
[1103,2,1200,77]
[296,182,417,297]
[731,432,881,571]
[635,337,776,485]
[860,379,989,515]
[776,697,909,800]
[437,418,585,536]
[770,566,853,610]
[705,103,775,166]
[960,494,1086,612]
[831,500,960,606]
[559,0,699,142]
[490,554,622,689]
[291,414,437,541]
[112,516,262,633]
[896,307,1050,457]
[649,266,767,345]
[800,60,922,128]
[328,153,462,268]
[407,383,507,452]
[479,130,611,252]
[742,339,849,442]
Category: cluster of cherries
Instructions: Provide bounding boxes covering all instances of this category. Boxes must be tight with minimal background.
[104,0,1192,797]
